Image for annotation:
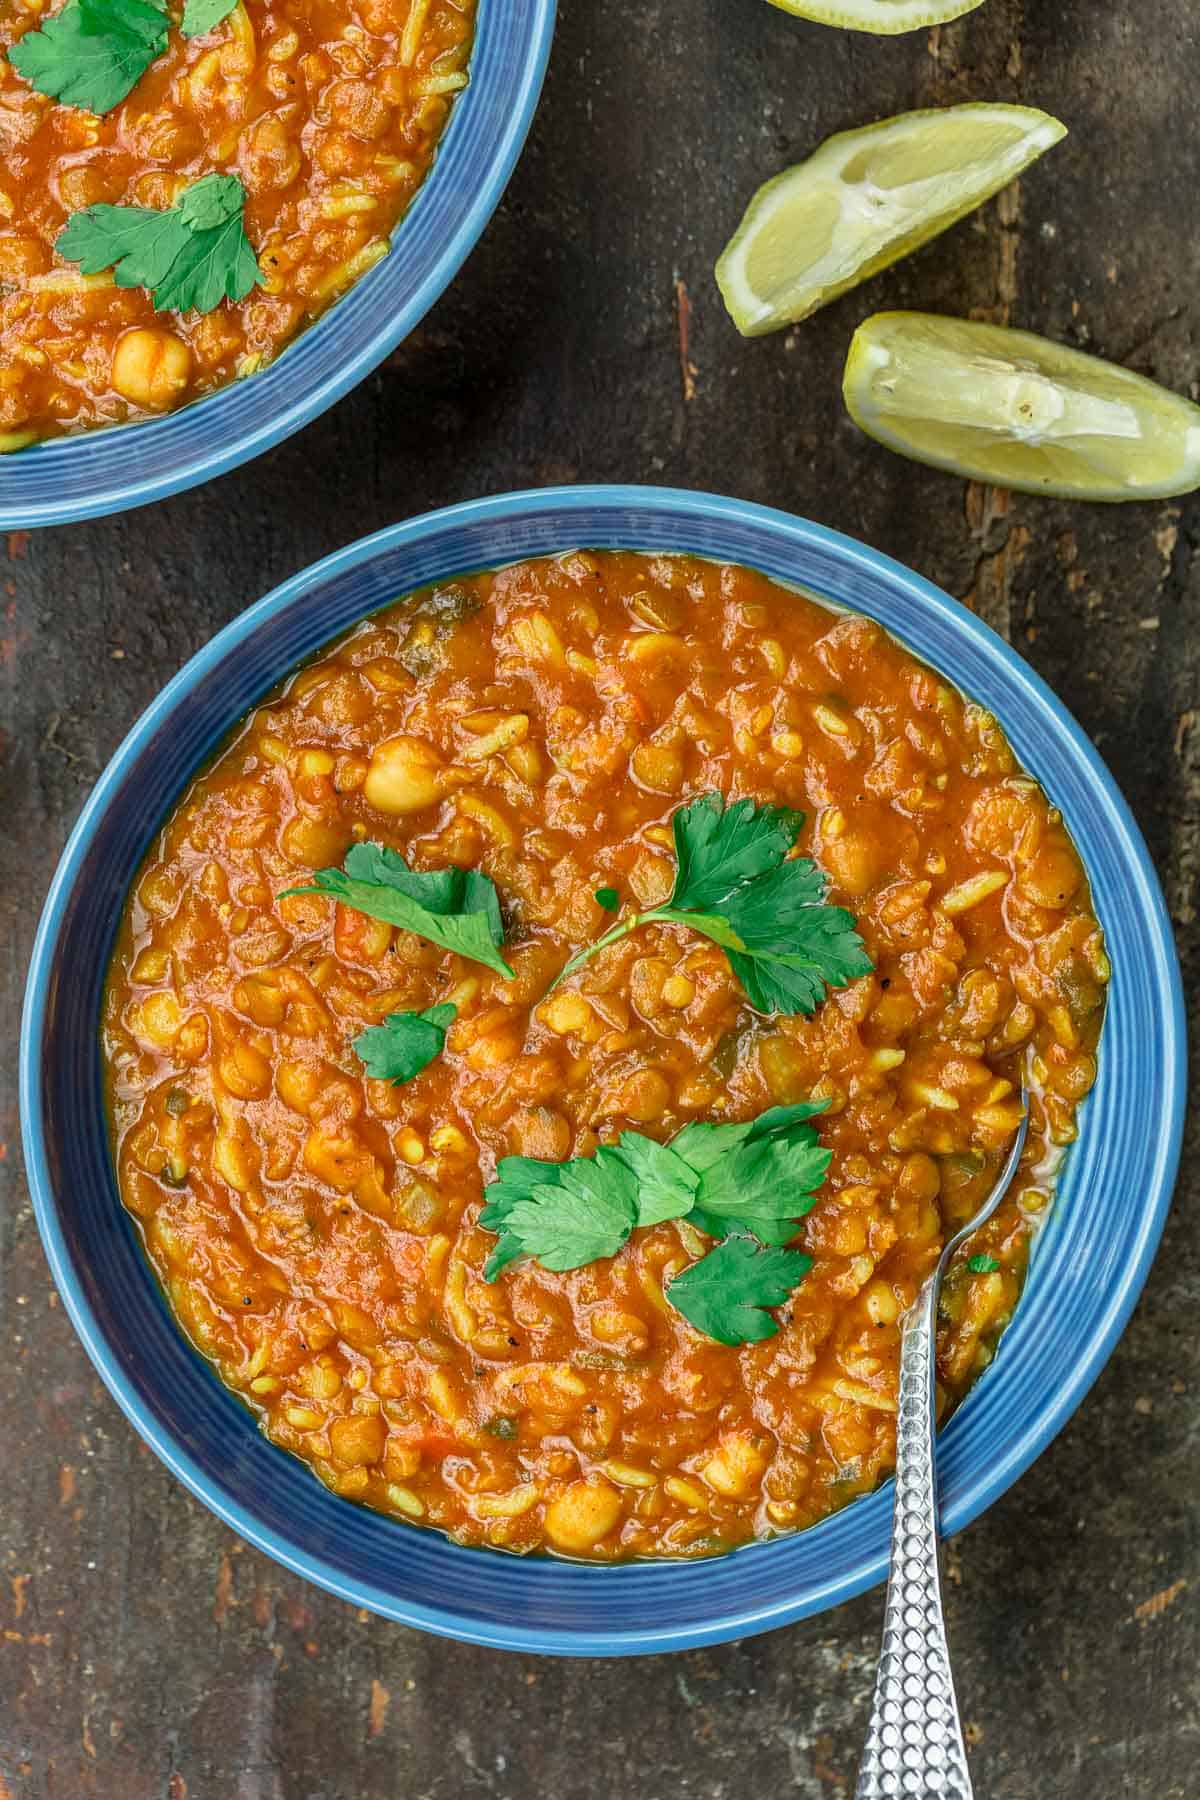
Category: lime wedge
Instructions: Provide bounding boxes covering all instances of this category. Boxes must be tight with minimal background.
[716,103,1064,337]
[843,312,1200,501]
[767,0,986,30]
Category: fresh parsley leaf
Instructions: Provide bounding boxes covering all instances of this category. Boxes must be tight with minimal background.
[57,173,261,315]
[594,886,619,911]
[480,1102,831,1310]
[282,840,514,979]
[181,0,237,34]
[667,1233,813,1346]
[721,864,874,1014]
[479,1155,564,1231]
[176,171,244,232]
[613,1132,698,1226]
[676,1101,834,1245]
[58,199,185,286]
[9,0,169,115]
[483,1232,528,1280]
[688,1103,830,1244]
[151,198,259,313]
[966,1253,1001,1274]
[341,842,506,944]
[669,1118,755,1173]
[554,791,872,1017]
[496,1148,639,1272]
[744,1100,832,1137]
[669,791,805,912]
[479,1154,564,1278]
[351,1003,455,1085]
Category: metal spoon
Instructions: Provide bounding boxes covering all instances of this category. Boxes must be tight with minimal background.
[855,1103,1030,1800]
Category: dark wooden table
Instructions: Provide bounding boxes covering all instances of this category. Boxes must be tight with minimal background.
[3,1,1197,1794]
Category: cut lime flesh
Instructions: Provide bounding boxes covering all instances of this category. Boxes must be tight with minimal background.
[768,0,987,31]
[844,312,1200,501]
[716,103,1065,337]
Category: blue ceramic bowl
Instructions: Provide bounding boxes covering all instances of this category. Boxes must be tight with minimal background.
[0,0,555,531]
[20,487,1185,1654]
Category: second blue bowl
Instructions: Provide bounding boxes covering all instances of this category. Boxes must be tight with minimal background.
[0,0,556,530]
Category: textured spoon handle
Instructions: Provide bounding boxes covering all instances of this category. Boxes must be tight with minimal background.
[855,1278,973,1800]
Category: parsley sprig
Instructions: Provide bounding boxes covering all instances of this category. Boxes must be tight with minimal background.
[353,1003,456,1086]
[283,840,515,979]
[10,0,237,117]
[480,1101,829,1343]
[667,1236,813,1347]
[557,792,872,1015]
[57,173,261,316]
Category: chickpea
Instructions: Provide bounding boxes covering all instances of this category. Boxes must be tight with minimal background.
[537,991,593,1036]
[630,741,684,795]
[240,111,303,192]
[364,735,445,816]
[313,129,367,178]
[629,956,671,1020]
[897,1152,941,1204]
[279,813,350,869]
[111,329,193,412]
[614,1068,671,1123]
[701,1432,768,1499]
[1016,837,1082,910]
[544,1478,623,1553]
[508,1107,572,1161]
[822,830,885,898]
[329,1413,387,1467]
[304,1129,371,1191]
[218,1040,272,1099]
[135,991,183,1048]
[863,1279,900,1327]
[328,78,392,140]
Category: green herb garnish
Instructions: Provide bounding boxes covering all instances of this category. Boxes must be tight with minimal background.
[283,841,514,979]
[57,173,261,315]
[966,1253,1001,1274]
[180,0,237,33]
[481,1103,829,1343]
[666,1234,813,1347]
[10,0,170,115]
[594,886,620,911]
[555,793,872,1015]
[10,0,237,116]
[352,1003,456,1086]
[683,1101,831,1245]
[488,1147,642,1274]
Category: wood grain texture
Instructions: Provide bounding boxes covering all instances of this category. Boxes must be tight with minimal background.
[2,0,1197,1794]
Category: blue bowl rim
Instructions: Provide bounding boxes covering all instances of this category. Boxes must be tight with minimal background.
[0,0,557,531]
[20,485,1187,1654]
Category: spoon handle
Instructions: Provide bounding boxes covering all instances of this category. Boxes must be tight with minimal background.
[854,1275,973,1800]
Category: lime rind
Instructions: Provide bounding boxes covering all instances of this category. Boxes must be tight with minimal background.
[768,0,987,31]
[843,311,1200,501]
[716,104,1066,337]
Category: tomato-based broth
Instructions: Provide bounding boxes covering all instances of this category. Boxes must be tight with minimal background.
[0,0,473,445]
[102,553,1106,1559]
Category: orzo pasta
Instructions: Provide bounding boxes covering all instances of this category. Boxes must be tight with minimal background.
[0,0,474,445]
[102,552,1107,1558]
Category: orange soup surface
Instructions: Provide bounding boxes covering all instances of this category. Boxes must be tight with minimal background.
[0,0,473,443]
[102,553,1107,1558]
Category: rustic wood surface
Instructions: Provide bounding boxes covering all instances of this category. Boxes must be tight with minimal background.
[2,0,1197,1794]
